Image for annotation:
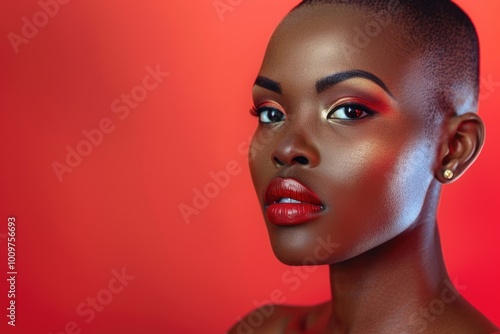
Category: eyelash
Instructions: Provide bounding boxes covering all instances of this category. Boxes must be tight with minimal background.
[249,106,259,117]
[249,102,377,123]
[327,103,376,120]
[249,104,287,124]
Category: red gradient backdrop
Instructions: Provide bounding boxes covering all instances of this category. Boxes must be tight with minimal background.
[0,1,499,333]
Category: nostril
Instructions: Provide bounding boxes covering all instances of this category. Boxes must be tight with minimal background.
[293,156,309,165]
[274,157,285,166]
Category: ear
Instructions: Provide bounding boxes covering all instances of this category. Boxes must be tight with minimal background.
[435,112,485,183]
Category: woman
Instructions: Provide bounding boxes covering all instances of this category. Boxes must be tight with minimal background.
[230,0,499,333]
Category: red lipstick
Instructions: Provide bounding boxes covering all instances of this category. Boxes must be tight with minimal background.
[265,178,324,226]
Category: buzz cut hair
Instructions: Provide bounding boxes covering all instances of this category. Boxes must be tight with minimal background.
[291,0,480,115]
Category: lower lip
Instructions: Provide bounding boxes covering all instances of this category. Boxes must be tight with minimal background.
[266,203,323,225]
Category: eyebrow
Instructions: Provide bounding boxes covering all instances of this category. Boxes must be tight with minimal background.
[316,70,394,97]
[254,76,282,94]
[254,70,394,98]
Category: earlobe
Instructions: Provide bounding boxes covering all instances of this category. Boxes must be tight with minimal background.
[435,113,485,183]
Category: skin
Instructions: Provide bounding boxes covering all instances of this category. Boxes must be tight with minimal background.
[229,4,498,334]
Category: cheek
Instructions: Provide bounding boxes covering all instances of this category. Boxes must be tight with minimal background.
[322,120,434,205]
[318,134,435,251]
[249,128,275,162]
[384,139,436,224]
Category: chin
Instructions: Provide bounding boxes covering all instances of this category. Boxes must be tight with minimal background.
[266,224,348,266]
[267,220,405,266]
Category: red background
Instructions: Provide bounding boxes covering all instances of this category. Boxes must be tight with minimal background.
[0,1,499,333]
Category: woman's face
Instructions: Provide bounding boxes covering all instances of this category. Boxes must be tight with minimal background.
[249,5,443,265]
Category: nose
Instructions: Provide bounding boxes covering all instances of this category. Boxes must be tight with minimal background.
[272,132,319,168]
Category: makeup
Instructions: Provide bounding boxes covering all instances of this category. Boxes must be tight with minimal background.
[265,178,324,225]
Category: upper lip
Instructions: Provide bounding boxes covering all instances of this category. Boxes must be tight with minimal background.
[265,178,323,207]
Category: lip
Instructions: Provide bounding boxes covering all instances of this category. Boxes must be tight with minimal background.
[264,178,324,226]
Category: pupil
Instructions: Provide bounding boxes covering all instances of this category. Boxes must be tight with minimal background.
[346,107,361,118]
[270,110,282,121]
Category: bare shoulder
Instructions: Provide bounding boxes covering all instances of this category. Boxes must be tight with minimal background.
[228,302,331,334]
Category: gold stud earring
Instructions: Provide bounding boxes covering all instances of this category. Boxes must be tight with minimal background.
[443,169,454,180]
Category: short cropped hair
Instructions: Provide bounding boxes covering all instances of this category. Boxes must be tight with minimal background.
[291,0,480,116]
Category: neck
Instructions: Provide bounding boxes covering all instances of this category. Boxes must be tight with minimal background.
[327,182,452,333]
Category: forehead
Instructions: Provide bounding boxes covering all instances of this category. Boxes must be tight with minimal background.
[258,5,426,98]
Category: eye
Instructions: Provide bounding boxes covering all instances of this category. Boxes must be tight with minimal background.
[250,104,286,124]
[327,104,375,120]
